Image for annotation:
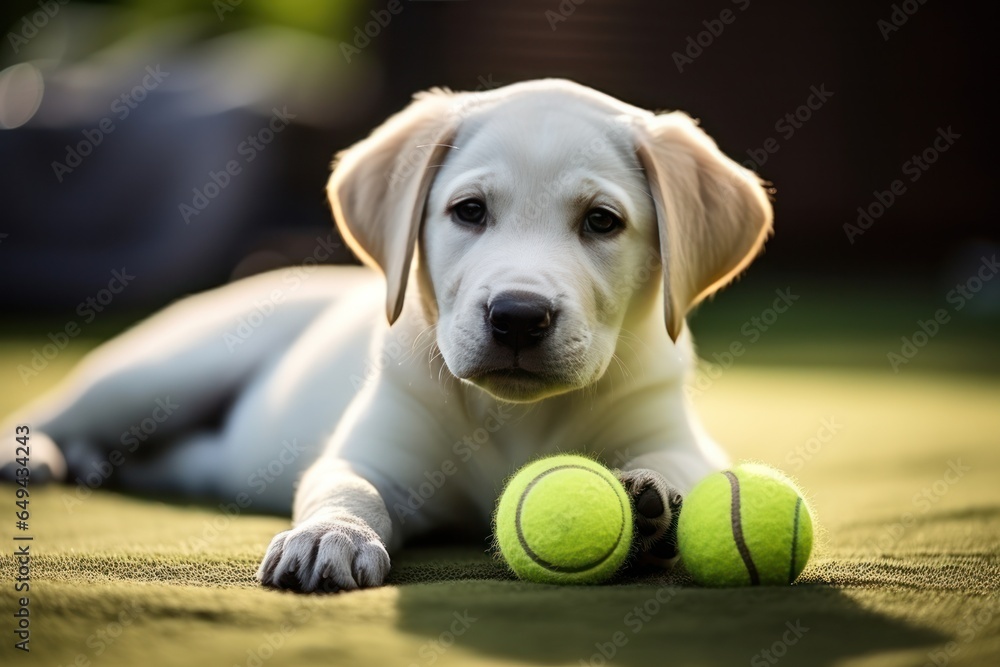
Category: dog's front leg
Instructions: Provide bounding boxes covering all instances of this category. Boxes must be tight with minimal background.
[256,457,392,592]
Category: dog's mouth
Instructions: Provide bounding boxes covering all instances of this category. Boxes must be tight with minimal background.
[472,365,541,381]
[441,321,602,402]
[463,365,574,402]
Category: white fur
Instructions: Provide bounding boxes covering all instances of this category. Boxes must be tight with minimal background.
[1,79,772,592]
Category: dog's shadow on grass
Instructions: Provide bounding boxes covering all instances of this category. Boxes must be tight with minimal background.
[388,546,946,667]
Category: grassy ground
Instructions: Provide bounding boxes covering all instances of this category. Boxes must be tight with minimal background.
[1,282,998,666]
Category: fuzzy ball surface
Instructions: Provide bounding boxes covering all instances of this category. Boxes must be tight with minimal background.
[494,455,633,585]
[677,463,813,587]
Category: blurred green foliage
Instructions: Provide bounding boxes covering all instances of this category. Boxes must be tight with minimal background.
[2,0,363,51]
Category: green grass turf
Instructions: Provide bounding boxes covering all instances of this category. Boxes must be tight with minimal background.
[1,292,998,666]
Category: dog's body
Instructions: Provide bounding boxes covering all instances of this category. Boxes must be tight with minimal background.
[1,80,772,592]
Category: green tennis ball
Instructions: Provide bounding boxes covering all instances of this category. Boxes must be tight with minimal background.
[494,454,633,585]
[677,463,813,587]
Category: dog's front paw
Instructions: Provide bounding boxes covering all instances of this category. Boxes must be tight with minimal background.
[0,431,66,484]
[617,468,683,567]
[256,516,390,593]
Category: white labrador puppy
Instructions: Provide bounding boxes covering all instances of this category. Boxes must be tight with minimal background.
[1,79,771,592]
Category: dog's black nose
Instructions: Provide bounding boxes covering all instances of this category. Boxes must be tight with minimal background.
[488,293,555,351]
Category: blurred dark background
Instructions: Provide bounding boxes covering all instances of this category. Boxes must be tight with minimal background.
[0,0,995,365]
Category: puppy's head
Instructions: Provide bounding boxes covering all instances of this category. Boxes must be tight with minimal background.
[329,80,772,402]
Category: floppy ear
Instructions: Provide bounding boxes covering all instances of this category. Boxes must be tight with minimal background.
[327,90,461,324]
[635,112,773,341]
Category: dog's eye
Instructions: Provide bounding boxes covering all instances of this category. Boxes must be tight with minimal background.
[583,208,622,235]
[452,199,487,225]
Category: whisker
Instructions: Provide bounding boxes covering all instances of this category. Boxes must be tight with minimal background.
[610,353,632,384]
[403,324,437,364]
[617,328,652,354]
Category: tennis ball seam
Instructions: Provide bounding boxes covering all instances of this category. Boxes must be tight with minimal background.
[723,470,760,585]
[514,464,628,574]
[724,470,808,586]
[788,496,804,584]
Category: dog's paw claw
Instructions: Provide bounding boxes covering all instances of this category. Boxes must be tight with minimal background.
[617,468,683,567]
[257,517,390,593]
